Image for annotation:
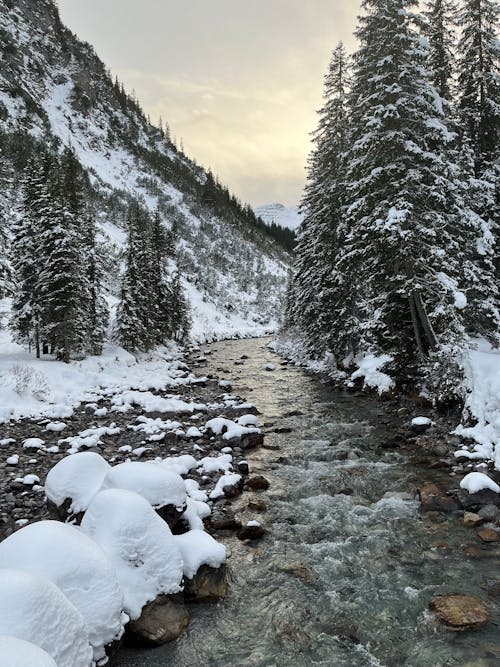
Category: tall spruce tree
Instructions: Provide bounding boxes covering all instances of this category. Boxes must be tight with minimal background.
[0,149,10,299]
[424,0,458,101]
[340,0,473,382]
[286,43,352,360]
[457,0,499,175]
[82,210,109,356]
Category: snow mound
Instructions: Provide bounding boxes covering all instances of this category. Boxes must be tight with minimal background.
[0,636,57,667]
[0,569,93,667]
[460,472,500,494]
[80,489,184,620]
[175,529,226,579]
[205,417,260,441]
[198,453,233,474]
[411,417,434,427]
[209,472,242,499]
[0,521,126,663]
[182,498,212,530]
[158,454,198,476]
[351,354,394,395]
[45,452,111,515]
[102,461,186,510]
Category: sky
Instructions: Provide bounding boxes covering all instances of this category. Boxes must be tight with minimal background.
[58,1,361,208]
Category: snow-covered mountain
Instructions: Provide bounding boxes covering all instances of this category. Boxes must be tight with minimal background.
[0,0,291,342]
[254,204,303,231]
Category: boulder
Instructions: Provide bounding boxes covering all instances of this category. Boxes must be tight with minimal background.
[184,564,228,602]
[429,594,490,631]
[455,489,500,512]
[237,522,266,541]
[462,512,484,527]
[418,482,459,513]
[127,594,189,646]
[477,528,500,543]
[246,475,270,491]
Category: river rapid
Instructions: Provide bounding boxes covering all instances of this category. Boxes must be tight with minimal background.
[116,337,499,667]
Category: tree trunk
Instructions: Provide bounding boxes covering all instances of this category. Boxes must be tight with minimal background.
[409,294,425,358]
[413,290,438,351]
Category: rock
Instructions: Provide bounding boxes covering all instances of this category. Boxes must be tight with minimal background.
[477,528,500,543]
[248,500,267,512]
[127,594,189,646]
[462,512,485,527]
[239,433,264,450]
[211,513,242,531]
[284,410,303,417]
[429,594,490,631]
[237,523,266,541]
[156,503,186,531]
[274,427,292,434]
[410,417,434,435]
[278,561,311,582]
[237,461,249,475]
[46,497,84,525]
[484,580,500,597]
[222,483,242,499]
[418,483,459,513]
[184,564,228,602]
[246,475,270,491]
[478,504,499,522]
[455,488,500,512]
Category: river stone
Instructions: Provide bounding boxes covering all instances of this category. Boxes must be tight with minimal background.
[46,496,85,525]
[248,500,267,512]
[429,594,490,631]
[463,512,485,527]
[127,593,189,646]
[478,505,499,522]
[184,564,228,602]
[455,488,500,511]
[239,433,264,450]
[418,482,459,513]
[246,475,270,491]
[156,502,186,531]
[237,524,266,541]
[477,527,500,543]
[485,580,500,597]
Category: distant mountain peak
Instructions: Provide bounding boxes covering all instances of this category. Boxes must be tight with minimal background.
[254,204,303,231]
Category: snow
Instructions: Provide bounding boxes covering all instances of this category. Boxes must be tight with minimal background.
[460,472,500,494]
[198,453,233,474]
[80,489,184,620]
[22,438,45,450]
[454,340,500,469]
[205,417,260,441]
[102,461,186,510]
[174,529,226,579]
[45,422,67,433]
[0,636,57,667]
[351,354,395,395]
[254,203,303,231]
[0,521,126,663]
[411,417,434,427]
[0,569,93,667]
[209,472,242,499]
[181,498,212,530]
[45,452,111,514]
[6,454,18,465]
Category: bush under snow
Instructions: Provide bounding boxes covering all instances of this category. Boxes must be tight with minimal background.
[80,489,184,620]
[45,451,111,516]
[0,569,93,667]
[0,521,126,663]
[0,636,57,667]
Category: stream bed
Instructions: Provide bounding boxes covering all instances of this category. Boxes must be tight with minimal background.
[115,337,499,667]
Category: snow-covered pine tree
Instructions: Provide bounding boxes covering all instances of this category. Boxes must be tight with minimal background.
[341,0,470,383]
[424,0,458,101]
[10,151,52,357]
[285,43,352,360]
[115,202,155,352]
[0,149,11,299]
[167,271,191,343]
[82,210,109,356]
[37,147,88,361]
[457,0,499,175]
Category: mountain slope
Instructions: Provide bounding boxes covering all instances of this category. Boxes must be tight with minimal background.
[255,203,303,231]
[0,0,291,342]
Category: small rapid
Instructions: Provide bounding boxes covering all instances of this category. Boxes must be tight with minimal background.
[116,337,499,667]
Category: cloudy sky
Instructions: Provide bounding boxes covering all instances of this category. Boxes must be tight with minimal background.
[58,1,361,207]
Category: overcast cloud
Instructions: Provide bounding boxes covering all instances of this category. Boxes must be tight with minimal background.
[58,0,361,207]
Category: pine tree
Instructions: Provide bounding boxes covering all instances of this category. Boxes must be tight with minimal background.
[424,0,458,101]
[82,210,109,356]
[341,0,472,381]
[0,149,11,299]
[457,0,499,175]
[285,44,352,360]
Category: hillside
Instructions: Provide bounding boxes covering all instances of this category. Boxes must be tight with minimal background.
[0,0,291,343]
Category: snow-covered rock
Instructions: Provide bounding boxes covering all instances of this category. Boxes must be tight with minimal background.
[101,461,186,511]
[0,521,126,663]
[80,489,184,620]
[181,498,212,531]
[175,529,226,580]
[0,569,93,667]
[22,437,45,450]
[45,452,111,517]
[209,472,242,499]
[460,472,500,494]
[0,636,57,667]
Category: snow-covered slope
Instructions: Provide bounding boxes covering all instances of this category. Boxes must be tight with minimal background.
[255,203,303,231]
[0,0,290,342]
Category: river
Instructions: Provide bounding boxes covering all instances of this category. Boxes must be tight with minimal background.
[115,337,499,667]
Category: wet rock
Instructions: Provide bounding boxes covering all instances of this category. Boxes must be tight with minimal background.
[211,513,242,531]
[418,482,459,513]
[410,418,434,435]
[284,410,303,417]
[274,427,292,434]
[462,512,485,527]
[237,523,266,541]
[455,489,500,512]
[478,504,499,522]
[184,564,228,602]
[429,594,490,631]
[248,500,267,512]
[484,580,500,597]
[156,503,186,532]
[246,475,270,491]
[278,561,312,582]
[239,433,264,450]
[46,497,84,525]
[237,461,249,475]
[262,443,280,451]
[222,483,242,499]
[477,527,500,543]
[127,594,189,646]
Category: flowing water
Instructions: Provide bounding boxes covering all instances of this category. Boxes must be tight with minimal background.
[116,337,499,667]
